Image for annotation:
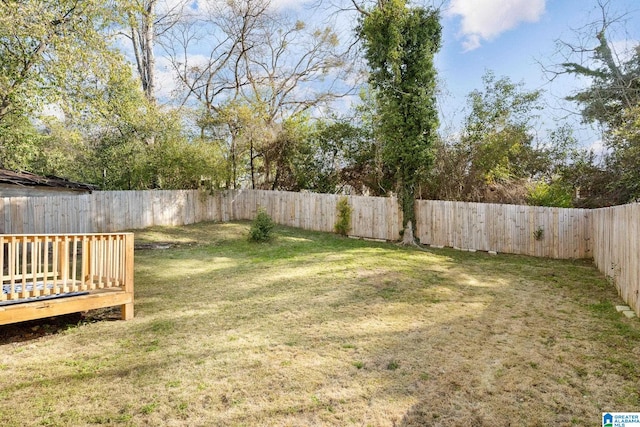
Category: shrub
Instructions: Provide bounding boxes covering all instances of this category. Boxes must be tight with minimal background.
[334,196,352,236]
[527,181,573,208]
[249,207,275,242]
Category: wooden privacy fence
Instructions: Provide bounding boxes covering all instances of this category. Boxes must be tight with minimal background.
[591,203,640,315]
[0,190,638,314]
[0,190,605,258]
[0,190,214,234]
[415,201,592,259]
[228,190,400,240]
[0,190,401,241]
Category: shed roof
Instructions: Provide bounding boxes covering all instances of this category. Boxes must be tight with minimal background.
[0,169,97,192]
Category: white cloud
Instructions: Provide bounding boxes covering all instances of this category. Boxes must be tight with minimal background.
[154,56,179,101]
[461,33,481,51]
[447,0,546,51]
[588,139,611,161]
[268,0,313,11]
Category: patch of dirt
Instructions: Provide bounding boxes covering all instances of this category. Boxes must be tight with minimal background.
[0,307,120,344]
[134,242,176,250]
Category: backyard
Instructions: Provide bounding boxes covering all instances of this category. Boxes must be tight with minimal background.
[0,221,639,426]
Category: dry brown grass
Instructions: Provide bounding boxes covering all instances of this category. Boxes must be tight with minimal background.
[1,221,639,426]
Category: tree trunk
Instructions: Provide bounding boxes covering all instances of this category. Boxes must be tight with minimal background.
[401,221,416,245]
[143,0,156,103]
[250,141,256,189]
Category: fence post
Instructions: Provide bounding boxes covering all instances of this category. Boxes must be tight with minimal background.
[121,233,134,320]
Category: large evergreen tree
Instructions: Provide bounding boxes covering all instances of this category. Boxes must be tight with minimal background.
[358,0,441,243]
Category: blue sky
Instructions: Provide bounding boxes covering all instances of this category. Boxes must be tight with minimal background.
[153,0,640,148]
[306,0,639,147]
[435,0,640,148]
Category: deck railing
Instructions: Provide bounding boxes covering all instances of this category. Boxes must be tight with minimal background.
[1,233,134,304]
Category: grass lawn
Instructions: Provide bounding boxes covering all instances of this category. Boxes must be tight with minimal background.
[1,221,639,426]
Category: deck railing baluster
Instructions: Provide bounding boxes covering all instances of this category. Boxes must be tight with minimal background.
[43,236,50,295]
[20,236,28,299]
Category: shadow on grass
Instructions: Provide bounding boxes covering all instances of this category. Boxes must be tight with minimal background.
[0,308,123,344]
[131,223,640,425]
[2,221,638,426]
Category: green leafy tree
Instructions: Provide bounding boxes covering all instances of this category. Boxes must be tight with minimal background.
[553,1,640,204]
[526,181,573,208]
[85,65,217,190]
[0,0,118,122]
[0,114,44,171]
[358,0,441,243]
[196,100,260,189]
[0,0,145,178]
[260,115,315,191]
[462,72,542,183]
[31,118,92,180]
[614,106,640,198]
[298,118,375,194]
[427,72,578,206]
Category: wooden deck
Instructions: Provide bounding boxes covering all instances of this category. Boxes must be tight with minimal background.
[0,233,134,325]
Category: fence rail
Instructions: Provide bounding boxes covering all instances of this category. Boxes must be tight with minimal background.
[0,190,637,314]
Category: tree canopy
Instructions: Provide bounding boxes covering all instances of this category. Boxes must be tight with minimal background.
[0,0,118,123]
[548,0,640,205]
[0,0,638,215]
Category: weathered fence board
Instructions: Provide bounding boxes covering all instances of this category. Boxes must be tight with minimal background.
[415,201,592,259]
[591,203,640,315]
